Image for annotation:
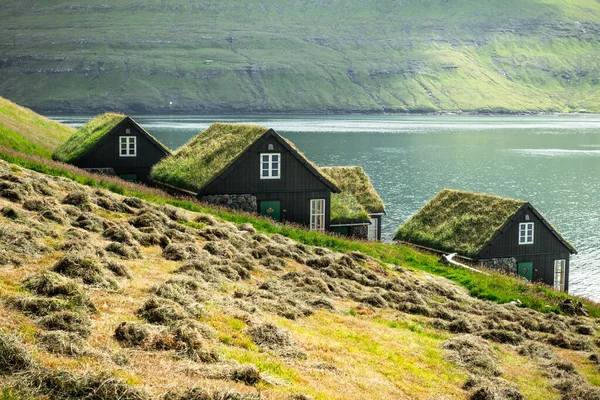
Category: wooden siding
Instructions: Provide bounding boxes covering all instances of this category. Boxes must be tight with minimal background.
[73,119,167,183]
[199,133,334,228]
[257,191,332,230]
[202,134,332,194]
[479,205,572,290]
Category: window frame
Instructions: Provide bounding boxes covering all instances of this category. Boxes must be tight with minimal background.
[119,136,137,157]
[554,259,566,291]
[310,198,325,232]
[260,153,281,180]
[518,222,534,245]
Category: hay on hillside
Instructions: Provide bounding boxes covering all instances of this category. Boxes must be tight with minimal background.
[443,335,501,377]
[246,323,294,349]
[24,369,149,400]
[23,271,83,298]
[105,242,142,260]
[115,322,152,347]
[36,310,91,336]
[52,253,117,289]
[0,332,34,374]
[37,331,93,357]
[136,297,188,325]
[163,387,263,400]
[6,295,69,316]
[62,191,91,211]
[2,206,24,220]
[74,212,105,232]
[163,243,201,261]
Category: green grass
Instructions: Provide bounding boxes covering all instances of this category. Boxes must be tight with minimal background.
[1,145,599,319]
[0,97,73,159]
[52,113,125,163]
[395,189,526,257]
[3,1,600,113]
[151,123,268,191]
[329,192,370,224]
[321,166,385,214]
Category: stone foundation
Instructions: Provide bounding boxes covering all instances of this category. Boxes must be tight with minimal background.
[200,194,257,213]
[348,225,369,240]
[479,257,517,274]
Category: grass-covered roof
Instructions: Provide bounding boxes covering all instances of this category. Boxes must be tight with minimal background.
[330,192,370,225]
[53,113,126,163]
[151,123,270,191]
[321,166,385,214]
[394,189,526,257]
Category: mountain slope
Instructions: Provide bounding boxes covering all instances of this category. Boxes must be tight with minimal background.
[0,97,73,158]
[2,1,600,113]
[1,159,600,399]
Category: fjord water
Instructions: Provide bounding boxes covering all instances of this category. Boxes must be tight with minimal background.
[53,115,600,301]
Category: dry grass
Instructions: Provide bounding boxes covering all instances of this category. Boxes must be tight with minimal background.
[1,158,599,400]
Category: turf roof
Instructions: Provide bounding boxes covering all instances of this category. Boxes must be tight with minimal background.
[321,166,385,214]
[330,192,370,225]
[53,113,126,163]
[394,189,526,257]
[151,123,270,192]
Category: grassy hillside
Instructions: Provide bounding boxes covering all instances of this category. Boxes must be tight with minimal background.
[2,1,600,113]
[0,97,73,158]
[1,158,600,399]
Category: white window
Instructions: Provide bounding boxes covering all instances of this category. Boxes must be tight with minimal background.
[519,222,534,244]
[310,199,325,232]
[260,153,280,179]
[120,136,136,157]
[554,259,566,291]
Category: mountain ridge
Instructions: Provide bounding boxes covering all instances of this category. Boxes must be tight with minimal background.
[2,0,600,113]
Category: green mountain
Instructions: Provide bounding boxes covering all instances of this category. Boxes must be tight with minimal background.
[2,0,600,113]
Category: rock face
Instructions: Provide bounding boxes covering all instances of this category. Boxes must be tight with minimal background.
[200,194,257,213]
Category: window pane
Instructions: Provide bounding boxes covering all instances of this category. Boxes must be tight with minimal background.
[262,155,269,162]
[272,155,279,162]
[272,170,279,177]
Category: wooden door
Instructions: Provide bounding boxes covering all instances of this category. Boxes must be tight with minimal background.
[518,262,533,281]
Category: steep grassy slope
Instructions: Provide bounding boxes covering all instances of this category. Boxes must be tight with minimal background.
[2,1,600,113]
[1,159,600,399]
[0,97,73,158]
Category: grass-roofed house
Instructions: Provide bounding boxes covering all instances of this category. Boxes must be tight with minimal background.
[53,113,170,183]
[321,166,386,241]
[151,123,341,232]
[394,189,577,292]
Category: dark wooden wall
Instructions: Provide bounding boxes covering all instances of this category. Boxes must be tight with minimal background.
[74,119,168,183]
[200,133,334,229]
[479,205,572,291]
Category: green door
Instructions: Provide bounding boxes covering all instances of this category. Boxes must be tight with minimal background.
[260,200,281,221]
[518,262,533,281]
[119,174,137,182]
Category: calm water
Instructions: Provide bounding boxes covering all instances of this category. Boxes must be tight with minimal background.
[51,115,600,302]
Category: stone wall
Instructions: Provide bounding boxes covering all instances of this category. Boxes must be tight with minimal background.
[349,225,369,240]
[480,257,517,274]
[200,194,257,213]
